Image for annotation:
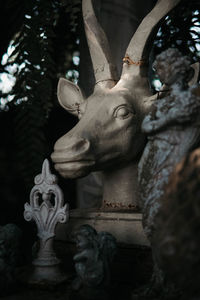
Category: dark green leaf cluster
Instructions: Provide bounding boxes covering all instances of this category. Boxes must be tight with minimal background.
[154,0,200,63]
[0,0,80,189]
[64,0,81,32]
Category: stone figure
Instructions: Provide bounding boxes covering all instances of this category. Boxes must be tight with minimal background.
[138,48,200,294]
[139,48,200,238]
[152,148,200,299]
[51,0,182,210]
[0,224,22,295]
[72,224,117,297]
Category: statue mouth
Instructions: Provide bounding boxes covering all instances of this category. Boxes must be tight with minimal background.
[54,160,95,179]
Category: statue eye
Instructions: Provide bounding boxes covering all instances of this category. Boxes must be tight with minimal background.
[114,105,133,119]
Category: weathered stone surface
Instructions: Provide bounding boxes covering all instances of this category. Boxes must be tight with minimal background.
[138,48,200,294]
[139,48,200,239]
[152,148,200,299]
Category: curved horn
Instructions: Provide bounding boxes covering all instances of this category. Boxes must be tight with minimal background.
[82,0,118,88]
[118,0,182,88]
[189,62,200,86]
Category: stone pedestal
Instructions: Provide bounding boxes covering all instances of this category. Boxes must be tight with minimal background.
[56,209,149,246]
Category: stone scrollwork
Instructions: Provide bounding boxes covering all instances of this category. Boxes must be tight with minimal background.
[24,158,69,283]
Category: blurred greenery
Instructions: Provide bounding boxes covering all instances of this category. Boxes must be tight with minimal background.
[0,0,81,191]
[154,0,200,62]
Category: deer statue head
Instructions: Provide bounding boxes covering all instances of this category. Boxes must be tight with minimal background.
[51,0,181,181]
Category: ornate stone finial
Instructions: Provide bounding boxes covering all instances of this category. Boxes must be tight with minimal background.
[24,159,69,285]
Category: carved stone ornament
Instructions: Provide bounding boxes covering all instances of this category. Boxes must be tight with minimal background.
[24,159,69,284]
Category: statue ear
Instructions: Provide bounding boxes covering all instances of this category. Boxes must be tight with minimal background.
[188,62,200,86]
[57,78,84,116]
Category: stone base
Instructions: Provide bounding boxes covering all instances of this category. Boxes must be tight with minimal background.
[56,209,149,246]
[18,264,68,288]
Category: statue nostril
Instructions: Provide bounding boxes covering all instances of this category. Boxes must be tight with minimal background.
[54,136,90,153]
[74,138,90,152]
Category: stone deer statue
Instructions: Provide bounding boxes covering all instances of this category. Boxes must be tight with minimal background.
[51,0,182,209]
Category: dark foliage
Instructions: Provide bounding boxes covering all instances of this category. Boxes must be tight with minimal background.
[154,0,200,62]
[0,0,81,189]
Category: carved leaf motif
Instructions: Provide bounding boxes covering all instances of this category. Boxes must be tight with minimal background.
[40,202,49,225]
[24,203,33,221]
[57,204,69,224]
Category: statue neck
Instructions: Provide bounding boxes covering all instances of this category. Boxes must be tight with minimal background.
[102,161,139,210]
